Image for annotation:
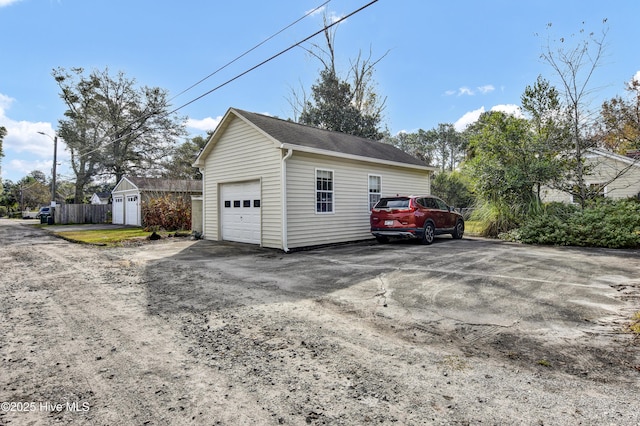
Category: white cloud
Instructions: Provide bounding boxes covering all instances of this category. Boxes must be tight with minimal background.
[186,116,223,132]
[306,5,325,16]
[453,104,524,132]
[0,0,22,7]
[8,158,53,177]
[477,85,495,94]
[0,92,69,180]
[632,71,640,84]
[454,107,484,131]
[446,84,495,97]
[490,104,523,118]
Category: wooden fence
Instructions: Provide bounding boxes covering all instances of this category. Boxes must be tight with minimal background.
[54,204,112,225]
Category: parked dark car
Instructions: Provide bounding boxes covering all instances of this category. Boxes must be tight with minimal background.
[35,206,51,219]
[370,195,464,244]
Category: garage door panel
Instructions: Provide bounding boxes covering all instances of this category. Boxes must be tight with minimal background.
[221,181,261,244]
[125,194,140,226]
[112,196,124,224]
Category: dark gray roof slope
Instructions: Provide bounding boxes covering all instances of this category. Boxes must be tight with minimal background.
[126,177,202,193]
[233,109,428,168]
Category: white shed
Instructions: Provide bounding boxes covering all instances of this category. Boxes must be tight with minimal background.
[111,176,202,226]
[193,108,436,251]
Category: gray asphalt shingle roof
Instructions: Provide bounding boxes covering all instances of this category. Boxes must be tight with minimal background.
[232,108,428,168]
[126,177,202,193]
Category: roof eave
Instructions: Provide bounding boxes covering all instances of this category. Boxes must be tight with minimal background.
[279,143,435,172]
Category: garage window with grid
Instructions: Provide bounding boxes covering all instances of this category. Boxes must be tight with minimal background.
[316,169,334,213]
[368,174,381,210]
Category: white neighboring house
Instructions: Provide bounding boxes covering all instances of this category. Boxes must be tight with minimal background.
[111,176,203,226]
[541,148,640,203]
[192,107,436,251]
[90,192,110,205]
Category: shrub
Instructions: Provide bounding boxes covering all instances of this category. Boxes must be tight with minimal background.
[468,200,522,237]
[509,198,640,249]
[142,195,192,231]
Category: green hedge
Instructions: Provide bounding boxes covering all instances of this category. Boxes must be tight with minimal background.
[502,199,640,249]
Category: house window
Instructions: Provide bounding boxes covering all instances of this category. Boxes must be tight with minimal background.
[570,183,606,203]
[368,175,381,210]
[316,169,334,213]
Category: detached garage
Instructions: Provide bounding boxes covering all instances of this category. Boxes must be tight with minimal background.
[193,108,435,251]
[111,176,202,226]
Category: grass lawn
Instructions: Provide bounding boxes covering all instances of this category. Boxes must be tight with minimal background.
[55,228,154,246]
[464,220,484,236]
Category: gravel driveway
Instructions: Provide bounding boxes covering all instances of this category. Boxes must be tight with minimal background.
[1,219,639,425]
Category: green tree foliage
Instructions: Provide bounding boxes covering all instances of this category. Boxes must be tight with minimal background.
[465,111,557,228]
[430,171,474,209]
[599,75,640,153]
[15,171,50,210]
[0,179,18,213]
[295,20,386,140]
[299,69,383,139]
[383,124,466,170]
[0,125,6,161]
[162,133,210,180]
[53,67,187,199]
[382,129,434,164]
[520,75,570,199]
[53,67,105,203]
[424,123,466,172]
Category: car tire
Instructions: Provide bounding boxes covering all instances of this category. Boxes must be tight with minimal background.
[421,222,435,245]
[452,220,464,239]
[375,236,389,244]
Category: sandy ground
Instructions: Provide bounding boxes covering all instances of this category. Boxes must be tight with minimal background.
[1,219,639,425]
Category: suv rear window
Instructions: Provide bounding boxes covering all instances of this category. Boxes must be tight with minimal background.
[375,198,410,208]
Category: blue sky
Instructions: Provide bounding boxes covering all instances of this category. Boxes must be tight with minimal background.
[1,0,639,183]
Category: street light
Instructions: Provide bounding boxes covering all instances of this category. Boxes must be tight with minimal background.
[37,131,57,206]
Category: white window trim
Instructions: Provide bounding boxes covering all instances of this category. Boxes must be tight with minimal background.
[315,168,335,214]
[368,174,381,210]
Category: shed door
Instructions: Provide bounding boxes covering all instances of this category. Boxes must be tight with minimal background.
[112,196,124,224]
[220,181,261,244]
[125,194,140,226]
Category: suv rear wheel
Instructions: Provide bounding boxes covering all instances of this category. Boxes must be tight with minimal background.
[421,222,435,245]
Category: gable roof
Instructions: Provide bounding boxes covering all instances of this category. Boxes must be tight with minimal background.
[113,176,202,193]
[194,108,434,171]
[92,192,111,200]
[587,148,640,168]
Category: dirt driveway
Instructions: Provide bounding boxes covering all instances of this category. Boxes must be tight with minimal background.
[1,219,639,425]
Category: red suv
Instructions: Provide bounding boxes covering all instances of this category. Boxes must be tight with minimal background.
[370,195,464,244]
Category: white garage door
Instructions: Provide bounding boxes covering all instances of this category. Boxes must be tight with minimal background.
[125,194,140,226]
[220,181,261,244]
[112,196,124,224]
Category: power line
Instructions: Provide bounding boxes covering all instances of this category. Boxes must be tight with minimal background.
[169,0,331,103]
[69,0,379,163]
[169,0,379,114]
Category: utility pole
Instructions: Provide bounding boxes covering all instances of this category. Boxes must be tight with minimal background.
[52,135,57,204]
[37,131,58,205]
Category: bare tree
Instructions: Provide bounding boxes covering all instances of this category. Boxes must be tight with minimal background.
[290,13,388,139]
[538,20,608,206]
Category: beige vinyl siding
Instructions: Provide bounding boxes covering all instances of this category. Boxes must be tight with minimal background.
[203,116,282,248]
[586,156,640,199]
[286,151,430,248]
[112,178,136,192]
[541,155,640,203]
